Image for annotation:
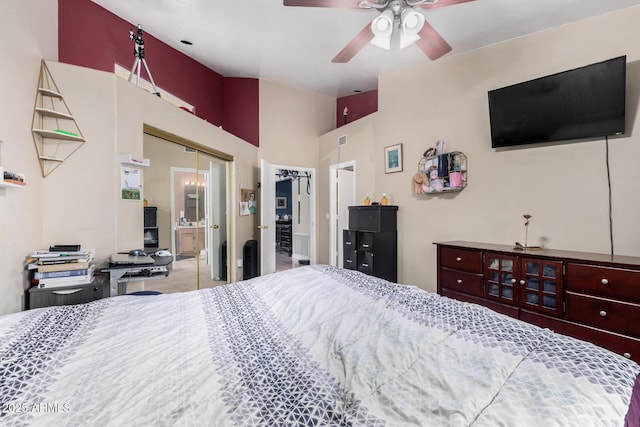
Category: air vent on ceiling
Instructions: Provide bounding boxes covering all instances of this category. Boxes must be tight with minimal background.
[337,135,347,147]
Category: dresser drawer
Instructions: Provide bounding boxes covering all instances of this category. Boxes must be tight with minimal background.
[358,232,375,252]
[29,282,107,309]
[565,291,640,337]
[566,263,640,302]
[440,267,483,297]
[439,247,483,273]
[520,309,640,363]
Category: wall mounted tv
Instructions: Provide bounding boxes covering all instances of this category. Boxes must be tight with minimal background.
[488,56,626,148]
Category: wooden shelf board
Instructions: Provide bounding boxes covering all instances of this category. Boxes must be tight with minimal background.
[35,107,74,120]
[32,129,85,142]
[0,180,26,188]
[38,87,63,98]
[38,156,64,162]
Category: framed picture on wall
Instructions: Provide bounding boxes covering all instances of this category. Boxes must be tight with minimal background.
[276,197,287,209]
[240,188,256,216]
[384,143,403,174]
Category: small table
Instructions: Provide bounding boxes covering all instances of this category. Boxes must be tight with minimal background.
[101,255,173,297]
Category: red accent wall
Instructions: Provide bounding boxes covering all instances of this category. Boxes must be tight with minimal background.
[58,0,260,146]
[223,78,259,147]
[337,90,378,128]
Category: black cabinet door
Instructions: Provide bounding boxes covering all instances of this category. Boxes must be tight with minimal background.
[358,251,374,275]
[343,230,358,270]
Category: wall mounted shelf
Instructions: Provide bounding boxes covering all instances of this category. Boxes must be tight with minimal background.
[31,61,86,177]
[0,166,26,188]
[418,151,467,195]
[120,154,150,167]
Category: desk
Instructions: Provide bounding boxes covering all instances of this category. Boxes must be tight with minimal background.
[101,256,173,297]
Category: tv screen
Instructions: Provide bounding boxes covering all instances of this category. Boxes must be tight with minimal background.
[488,56,626,148]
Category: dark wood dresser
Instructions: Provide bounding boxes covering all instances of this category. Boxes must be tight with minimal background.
[436,240,640,363]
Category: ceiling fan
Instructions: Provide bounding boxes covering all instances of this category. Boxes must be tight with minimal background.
[283,0,475,63]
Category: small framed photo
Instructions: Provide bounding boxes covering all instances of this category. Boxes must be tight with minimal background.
[384,143,403,174]
[276,197,287,209]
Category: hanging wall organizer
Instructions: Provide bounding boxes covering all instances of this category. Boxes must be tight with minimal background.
[31,61,86,177]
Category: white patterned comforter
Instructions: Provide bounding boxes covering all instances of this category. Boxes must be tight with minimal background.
[1,265,639,426]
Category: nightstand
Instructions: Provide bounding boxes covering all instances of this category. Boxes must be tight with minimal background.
[28,281,108,309]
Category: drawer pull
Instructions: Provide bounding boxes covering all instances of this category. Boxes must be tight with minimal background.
[345,242,351,245]
[519,280,526,285]
[600,278,609,285]
[52,289,83,295]
[511,279,517,284]
[346,260,352,263]
[456,279,463,284]
[362,244,370,248]
[456,257,462,262]
[362,263,369,267]
[624,352,631,359]
[599,310,607,317]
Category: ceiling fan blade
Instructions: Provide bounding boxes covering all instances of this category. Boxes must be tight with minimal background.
[283,0,361,8]
[415,20,452,60]
[332,24,374,63]
[419,0,475,10]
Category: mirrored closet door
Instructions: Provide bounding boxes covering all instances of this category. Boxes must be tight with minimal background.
[142,128,230,293]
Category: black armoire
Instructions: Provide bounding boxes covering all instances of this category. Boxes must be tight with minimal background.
[343,205,397,282]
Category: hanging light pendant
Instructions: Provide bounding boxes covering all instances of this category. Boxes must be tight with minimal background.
[399,7,425,48]
[370,9,395,49]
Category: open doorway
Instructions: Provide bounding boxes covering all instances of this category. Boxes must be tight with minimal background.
[259,159,316,275]
[275,168,312,272]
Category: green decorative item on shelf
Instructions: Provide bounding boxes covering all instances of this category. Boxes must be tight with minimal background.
[53,129,79,137]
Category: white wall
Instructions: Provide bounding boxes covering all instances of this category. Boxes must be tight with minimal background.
[258,80,336,261]
[0,3,335,314]
[0,0,58,315]
[5,1,640,316]
[322,5,640,291]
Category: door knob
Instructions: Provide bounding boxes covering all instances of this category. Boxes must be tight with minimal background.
[258,225,268,229]
[212,224,219,229]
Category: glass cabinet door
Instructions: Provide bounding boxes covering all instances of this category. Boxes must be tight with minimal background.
[484,253,520,306]
[520,258,563,315]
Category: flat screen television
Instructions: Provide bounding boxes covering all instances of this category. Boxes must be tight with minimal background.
[488,56,626,148]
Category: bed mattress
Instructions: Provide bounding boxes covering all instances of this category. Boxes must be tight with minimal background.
[1,265,638,426]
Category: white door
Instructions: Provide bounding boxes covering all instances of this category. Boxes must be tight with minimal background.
[208,161,226,280]
[329,161,356,267]
[337,168,355,267]
[260,159,277,275]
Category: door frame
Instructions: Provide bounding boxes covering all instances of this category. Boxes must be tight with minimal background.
[260,160,317,275]
[144,124,234,283]
[329,160,356,267]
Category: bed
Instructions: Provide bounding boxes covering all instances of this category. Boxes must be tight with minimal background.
[1,265,639,426]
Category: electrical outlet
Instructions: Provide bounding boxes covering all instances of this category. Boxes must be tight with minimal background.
[237,259,243,268]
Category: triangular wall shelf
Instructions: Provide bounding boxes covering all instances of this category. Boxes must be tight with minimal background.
[31,61,86,177]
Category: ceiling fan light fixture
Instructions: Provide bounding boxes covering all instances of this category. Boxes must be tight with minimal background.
[370,9,394,50]
[399,7,425,48]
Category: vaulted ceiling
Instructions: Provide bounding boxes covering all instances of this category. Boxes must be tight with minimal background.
[91,0,640,97]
